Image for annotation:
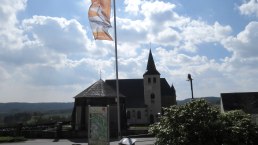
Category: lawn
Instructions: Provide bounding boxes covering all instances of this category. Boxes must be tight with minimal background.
[0,136,27,143]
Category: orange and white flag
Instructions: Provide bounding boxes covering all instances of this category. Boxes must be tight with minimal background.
[88,0,113,41]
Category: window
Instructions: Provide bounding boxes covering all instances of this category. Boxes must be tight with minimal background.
[153,77,156,83]
[132,110,136,117]
[137,111,141,119]
[127,111,131,119]
[151,93,155,99]
[148,78,151,84]
[151,93,155,104]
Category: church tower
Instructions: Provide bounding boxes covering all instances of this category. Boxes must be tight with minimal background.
[143,50,161,123]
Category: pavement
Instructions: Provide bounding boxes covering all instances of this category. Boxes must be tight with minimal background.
[0,138,155,145]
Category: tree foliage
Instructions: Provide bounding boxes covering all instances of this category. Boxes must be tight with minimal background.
[149,99,258,145]
[220,110,258,145]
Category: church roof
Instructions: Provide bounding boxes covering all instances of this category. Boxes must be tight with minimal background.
[74,79,125,98]
[143,50,160,76]
[106,78,174,108]
[221,92,258,114]
[106,79,145,108]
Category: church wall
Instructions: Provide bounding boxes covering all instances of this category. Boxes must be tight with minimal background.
[75,106,81,130]
[144,75,162,123]
[72,97,126,137]
[126,108,148,125]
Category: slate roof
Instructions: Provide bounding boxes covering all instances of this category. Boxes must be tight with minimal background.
[221,92,258,114]
[106,79,144,108]
[74,79,125,98]
[106,78,175,108]
[143,50,160,76]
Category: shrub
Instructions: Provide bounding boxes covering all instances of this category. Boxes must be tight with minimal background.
[149,99,258,145]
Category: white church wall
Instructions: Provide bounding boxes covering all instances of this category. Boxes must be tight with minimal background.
[126,108,148,125]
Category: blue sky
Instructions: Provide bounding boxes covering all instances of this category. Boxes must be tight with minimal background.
[0,0,258,102]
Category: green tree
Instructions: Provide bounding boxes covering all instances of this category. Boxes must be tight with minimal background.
[149,99,221,145]
[220,110,258,145]
[149,99,258,145]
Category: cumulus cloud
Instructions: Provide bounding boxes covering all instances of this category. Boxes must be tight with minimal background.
[1,0,258,102]
[239,0,258,17]
[124,0,142,14]
[223,21,258,59]
[0,0,27,50]
[22,16,90,54]
[121,0,232,52]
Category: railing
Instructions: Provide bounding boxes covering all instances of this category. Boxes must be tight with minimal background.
[0,121,73,138]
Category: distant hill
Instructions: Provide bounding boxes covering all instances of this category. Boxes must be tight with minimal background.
[0,102,74,114]
[0,97,220,114]
[177,96,220,105]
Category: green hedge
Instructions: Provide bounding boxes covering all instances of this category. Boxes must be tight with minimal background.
[0,136,27,143]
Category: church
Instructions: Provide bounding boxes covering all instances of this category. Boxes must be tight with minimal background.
[71,50,177,134]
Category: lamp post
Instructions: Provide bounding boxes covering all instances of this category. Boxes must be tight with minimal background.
[187,74,194,100]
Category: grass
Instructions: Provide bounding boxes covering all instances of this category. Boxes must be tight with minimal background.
[128,126,149,130]
[0,136,27,143]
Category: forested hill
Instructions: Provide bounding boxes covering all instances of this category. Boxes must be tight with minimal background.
[177,96,220,105]
[0,97,220,114]
[0,102,74,114]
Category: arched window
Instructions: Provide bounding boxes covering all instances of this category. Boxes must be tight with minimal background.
[151,93,155,104]
[148,78,151,84]
[132,110,136,117]
[127,111,131,119]
[153,77,156,83]
[137,111,141,119]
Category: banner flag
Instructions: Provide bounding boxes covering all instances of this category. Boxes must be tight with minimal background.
[88,0,113,40]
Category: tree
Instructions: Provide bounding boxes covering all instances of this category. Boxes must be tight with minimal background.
[220,110,258,145]
[149,99,258,145]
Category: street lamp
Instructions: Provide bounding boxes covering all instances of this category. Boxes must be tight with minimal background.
[187,74,194,100]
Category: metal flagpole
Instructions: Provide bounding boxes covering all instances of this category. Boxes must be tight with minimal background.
[113,0,121,139]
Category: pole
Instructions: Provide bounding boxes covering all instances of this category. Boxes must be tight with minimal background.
[113,0,121,139]
[190,79,194,99]
[187,74,194,100]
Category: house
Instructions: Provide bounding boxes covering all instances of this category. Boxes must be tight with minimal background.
[71,49,177,134]
[221,92,258,124]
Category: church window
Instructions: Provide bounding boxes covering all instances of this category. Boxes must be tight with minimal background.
[137,111,141,119]
[132,110,136,117]
[148,78,151,84]
[127,111,131,119]
[153,77,156,83]
[151,93,155,104]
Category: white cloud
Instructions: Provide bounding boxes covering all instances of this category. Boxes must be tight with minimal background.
[180,21,232,52]
[124,0,142,14]
[223,21,258,58]
[140,0,176,17]
[0,1,116,102]
[0,0,27,50]
[239,0,258,17]
[116,18,148,43]
[120,0,232,52]
[22,16,90,54]
[1,0,258,102]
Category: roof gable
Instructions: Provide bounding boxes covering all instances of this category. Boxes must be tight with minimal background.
[221,92,258,114]
[75,79,124,98]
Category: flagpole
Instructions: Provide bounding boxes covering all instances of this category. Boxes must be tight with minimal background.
[113,0,121,139]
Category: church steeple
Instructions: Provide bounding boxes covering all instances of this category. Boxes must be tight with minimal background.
[144,49,160,76]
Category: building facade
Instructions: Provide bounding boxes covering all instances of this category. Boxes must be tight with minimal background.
[221,92,258,125]
[72,50,177,133]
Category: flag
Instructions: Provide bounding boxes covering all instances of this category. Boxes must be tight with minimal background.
[88,0,113,41]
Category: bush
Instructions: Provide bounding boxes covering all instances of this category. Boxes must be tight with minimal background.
[149,99,258,145]
[220,110,258,145]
